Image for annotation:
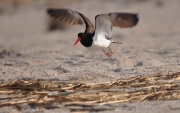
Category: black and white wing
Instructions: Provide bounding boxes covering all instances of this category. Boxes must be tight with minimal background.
[95,13,139,38]
[47,8,95,33]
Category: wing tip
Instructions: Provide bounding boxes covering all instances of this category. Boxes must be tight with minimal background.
[134,14,139,26]
[46,8,53,14]
[46,8,55,17]
[125,13,139,28]
[46,8,64,19]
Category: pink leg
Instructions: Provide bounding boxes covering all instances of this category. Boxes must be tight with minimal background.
[108,47,115,55]
[102,49,112,59]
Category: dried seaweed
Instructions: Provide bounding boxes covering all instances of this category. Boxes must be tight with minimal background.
[0,72,180,111]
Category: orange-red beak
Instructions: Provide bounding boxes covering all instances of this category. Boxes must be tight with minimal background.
[73,37,81,46]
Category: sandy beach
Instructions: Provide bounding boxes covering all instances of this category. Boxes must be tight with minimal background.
[0,0,180,112]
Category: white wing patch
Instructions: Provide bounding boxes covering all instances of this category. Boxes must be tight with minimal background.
[95,15,113,38]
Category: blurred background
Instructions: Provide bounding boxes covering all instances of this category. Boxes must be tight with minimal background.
[0,0,180,51]
[0,0,180,81]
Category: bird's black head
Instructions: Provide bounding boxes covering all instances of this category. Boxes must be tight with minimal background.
[78,32,84,38]
[74,32,94,47]
[74,32,84,46]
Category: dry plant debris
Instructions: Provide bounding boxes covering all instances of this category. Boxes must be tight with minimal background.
[0,72,180,112]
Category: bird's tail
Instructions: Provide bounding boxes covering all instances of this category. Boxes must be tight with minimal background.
[111,41,123,44]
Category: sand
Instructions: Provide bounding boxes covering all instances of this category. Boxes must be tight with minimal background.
[0,0,180,112]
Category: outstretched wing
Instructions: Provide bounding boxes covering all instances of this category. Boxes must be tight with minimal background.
[47,8,95,33]
[95,13,139,38]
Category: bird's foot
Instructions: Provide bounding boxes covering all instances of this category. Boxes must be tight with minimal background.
[108,47,115,55]
[110,51,115,55]
[102,49,113,59]
[105,52,113,59]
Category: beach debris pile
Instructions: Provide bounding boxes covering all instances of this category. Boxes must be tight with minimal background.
[0,72,180,112]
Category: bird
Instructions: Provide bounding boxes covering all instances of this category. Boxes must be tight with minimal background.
[47,8,139,59]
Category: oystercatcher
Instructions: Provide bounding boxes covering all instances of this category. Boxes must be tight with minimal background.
[47,9,139,58]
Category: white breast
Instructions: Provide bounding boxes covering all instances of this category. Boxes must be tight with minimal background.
[93,33,111,48]
[86,34,111,52]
